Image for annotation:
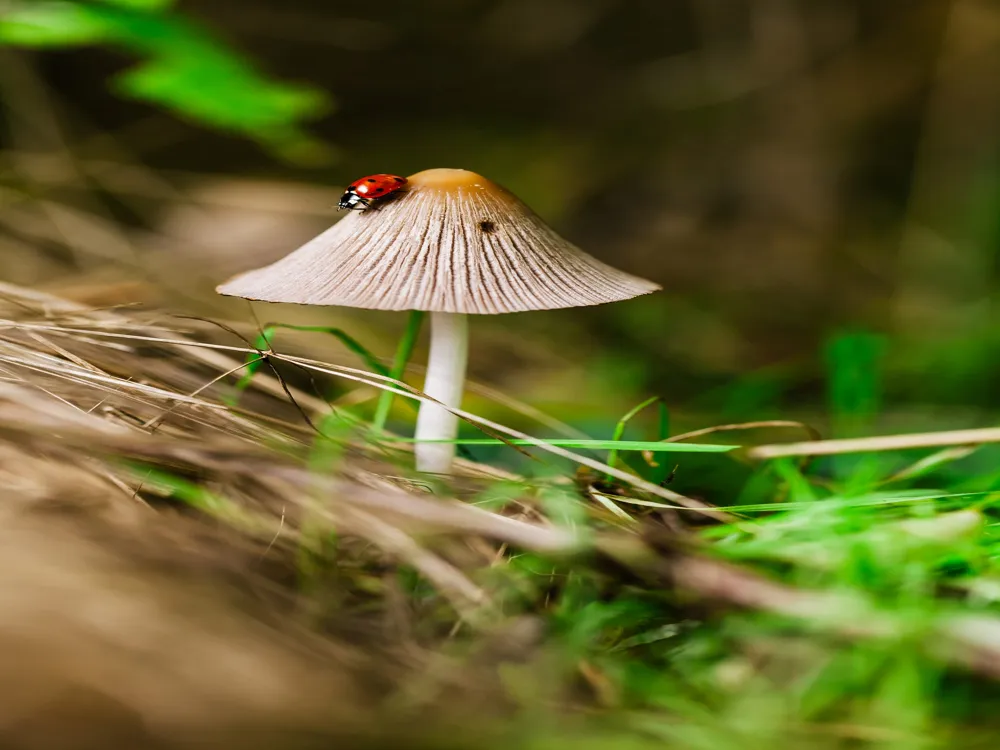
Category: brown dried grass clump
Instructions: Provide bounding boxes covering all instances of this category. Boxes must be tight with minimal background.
[0,282,571,749]
[11,281,1000,750]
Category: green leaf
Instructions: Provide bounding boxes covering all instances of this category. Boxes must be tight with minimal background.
[1,1,331,160]
[113,55,327,133]
[102,10,330,148]
[0,3,113,46]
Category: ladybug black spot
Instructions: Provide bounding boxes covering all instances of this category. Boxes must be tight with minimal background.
[374,188,385,193]
[366,178,377,183]
[394,177,405,182]
[478,220,496,233]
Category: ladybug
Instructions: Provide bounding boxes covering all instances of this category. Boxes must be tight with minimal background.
[338,174,407,211]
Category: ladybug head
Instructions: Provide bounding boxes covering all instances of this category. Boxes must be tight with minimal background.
[338,189,368,211]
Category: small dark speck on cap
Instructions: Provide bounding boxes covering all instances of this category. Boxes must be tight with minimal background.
[479,220,496,233]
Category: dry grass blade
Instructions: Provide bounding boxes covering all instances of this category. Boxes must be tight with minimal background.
[646,419,822,467]
[665,419,822,444]
[749,427,1000,459]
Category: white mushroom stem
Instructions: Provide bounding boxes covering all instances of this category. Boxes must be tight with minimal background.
[414,312,469,474]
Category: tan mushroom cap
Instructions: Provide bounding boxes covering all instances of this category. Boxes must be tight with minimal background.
[216,168,661,314]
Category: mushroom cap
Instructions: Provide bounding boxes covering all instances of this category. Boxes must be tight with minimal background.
[216,168,660,314]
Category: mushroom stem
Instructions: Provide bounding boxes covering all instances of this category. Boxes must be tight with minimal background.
[414,312,469,473]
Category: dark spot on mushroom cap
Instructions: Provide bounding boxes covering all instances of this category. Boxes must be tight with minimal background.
[479,220,496,233]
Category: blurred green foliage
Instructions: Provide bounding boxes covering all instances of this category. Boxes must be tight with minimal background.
[0,0,330,160]
[826,332,884,438]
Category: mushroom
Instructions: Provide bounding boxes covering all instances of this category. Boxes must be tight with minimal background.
[217,168,660,474]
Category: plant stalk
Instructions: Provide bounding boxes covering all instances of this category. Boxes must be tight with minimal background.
[414,312,469,473]
[372,310,425,434]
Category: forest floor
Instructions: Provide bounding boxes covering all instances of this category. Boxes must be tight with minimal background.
[2,280,1000,750]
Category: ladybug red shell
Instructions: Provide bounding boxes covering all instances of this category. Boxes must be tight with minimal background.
[338,174,407,211]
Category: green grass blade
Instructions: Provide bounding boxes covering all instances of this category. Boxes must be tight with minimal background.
[825,331,884,484]
[658,400,670,440]
[714,490,988,514]
[607,396,662,473]
[371,311,425,434]
[825,331,884,436]
[224,326,275,405]
[225,323,389,406]
[286,325,389,377]
[382,438,736,452]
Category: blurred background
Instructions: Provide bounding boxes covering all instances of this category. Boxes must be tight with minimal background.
[6,5,1000,746]
[2,0,999,441]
